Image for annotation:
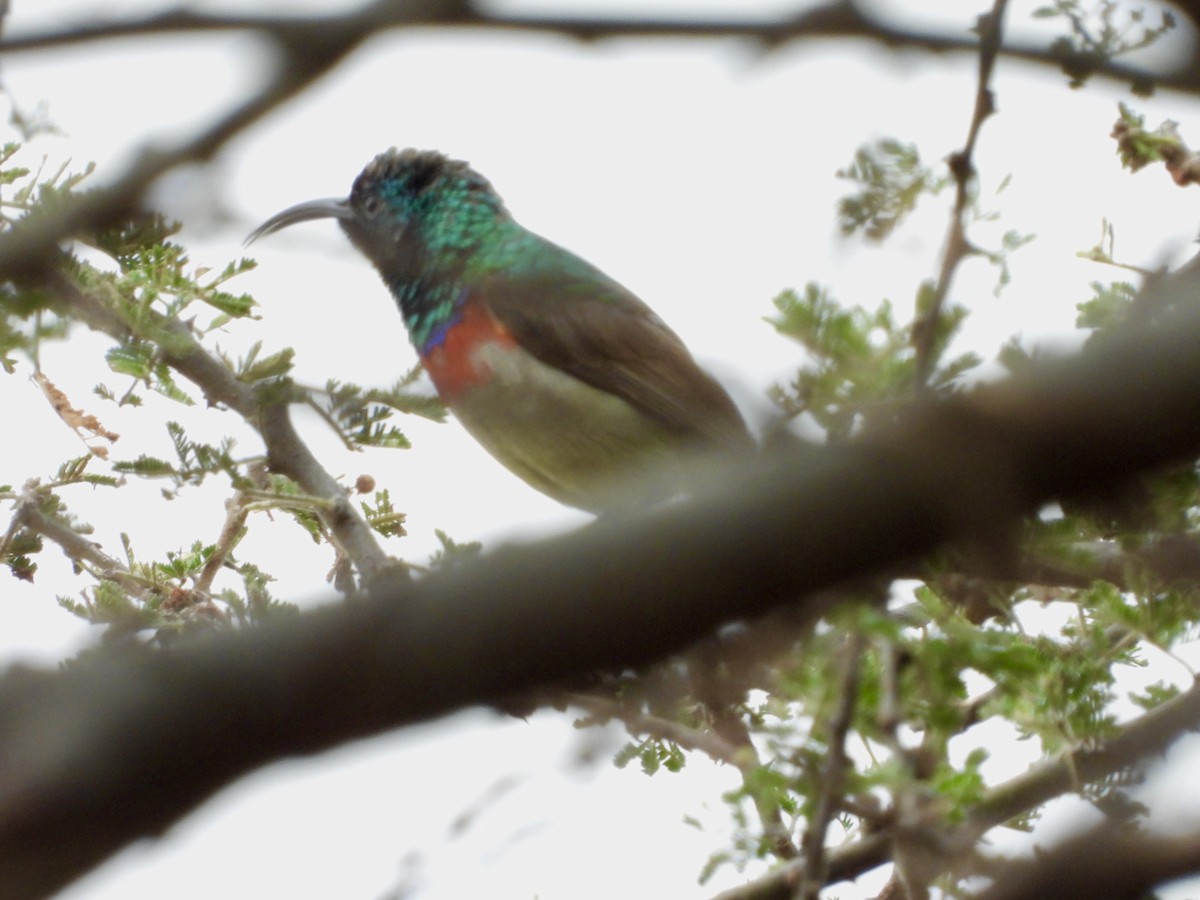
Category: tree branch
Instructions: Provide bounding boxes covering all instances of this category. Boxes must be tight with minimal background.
[4,6,1200,897]
[4,274,1200,896]
[713,615,1200,900]
[565,692,749,771]
[798,631,865,899]
[42,270,397,587]
[977,821,1200,900]
[0,6,375,283]
[913,0,1007,391]
[11,500,143,597]
[0,1,1192,292]
[965,670,1200,838]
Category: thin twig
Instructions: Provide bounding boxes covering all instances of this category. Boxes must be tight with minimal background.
[912,0,1008,391]
[42,270,396,587]
[193,493,249,595]
[797,630,866,899]
[12,498,148,598]
[689,637,802,859]
[15,502,119,574]
[0,12,368,284]
[565,692,750,771]
[720,659,1200,900]
[0,1,1194,95]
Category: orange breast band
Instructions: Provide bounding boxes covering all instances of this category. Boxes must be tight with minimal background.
[421,301,518,402]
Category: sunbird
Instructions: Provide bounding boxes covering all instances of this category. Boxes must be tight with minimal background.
[249,149,751,513]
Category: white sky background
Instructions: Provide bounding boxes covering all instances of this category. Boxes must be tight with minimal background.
[4,0,1200,897]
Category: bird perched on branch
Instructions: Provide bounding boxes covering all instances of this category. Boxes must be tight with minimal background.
[248,149,751,513]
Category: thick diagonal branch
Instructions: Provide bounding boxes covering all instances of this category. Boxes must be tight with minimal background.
[3,279,1200,897]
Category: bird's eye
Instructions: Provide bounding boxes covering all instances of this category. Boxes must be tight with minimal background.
[362,195,382,218]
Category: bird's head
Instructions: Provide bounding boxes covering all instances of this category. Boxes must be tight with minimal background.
[247,149,509,278]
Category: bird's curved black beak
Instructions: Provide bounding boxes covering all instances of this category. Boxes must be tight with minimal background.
[244,197,353,246]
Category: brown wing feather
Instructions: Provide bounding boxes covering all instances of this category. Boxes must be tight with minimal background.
[475,267,751,452]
